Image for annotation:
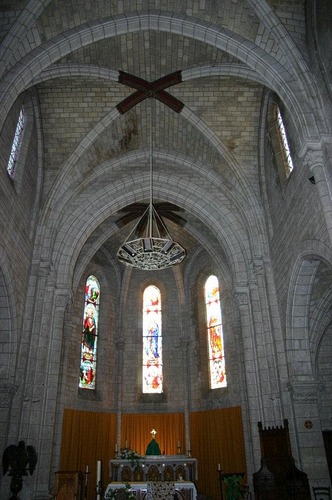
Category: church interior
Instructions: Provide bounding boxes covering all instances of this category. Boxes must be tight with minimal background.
[0,1,332,499]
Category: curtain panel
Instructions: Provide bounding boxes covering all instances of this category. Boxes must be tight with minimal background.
[190,406,246,500]
[60,406,245,500]
[121,412,185,455]
[60,409,116,499]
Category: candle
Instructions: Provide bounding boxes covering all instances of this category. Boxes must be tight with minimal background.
[115,443,118,452]
[96,460,101,483]
[85,465,89,486]
[125,440,128,449]
[177,441,181,448]
[218,463,221,471]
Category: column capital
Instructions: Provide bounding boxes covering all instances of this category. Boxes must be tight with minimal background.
[298,136,331,162]
[286,379,319,403]
[302,148,324,172]
[233,287,249,306]
[53,286,72,308]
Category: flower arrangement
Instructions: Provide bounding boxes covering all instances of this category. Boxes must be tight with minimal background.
[105,482,136,500]
[118,447,143,467]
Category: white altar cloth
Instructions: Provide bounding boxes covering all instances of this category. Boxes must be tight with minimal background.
[104,481,197,500]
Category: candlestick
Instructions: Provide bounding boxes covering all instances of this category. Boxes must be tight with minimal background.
[177,440,181,455]
[85,465,89,486]
[96,460,101,482]
[96,461,102,500]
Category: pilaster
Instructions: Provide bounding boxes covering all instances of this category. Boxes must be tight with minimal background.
[287,379,330,486]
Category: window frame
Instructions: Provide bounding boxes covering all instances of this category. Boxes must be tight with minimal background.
[7,108,26,180]
[204,275,227,389]
[79,275,100,390]
[269,100,294,183]
[142,284,163,394]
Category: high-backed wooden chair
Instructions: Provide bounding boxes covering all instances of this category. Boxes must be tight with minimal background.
[253,420,311,499]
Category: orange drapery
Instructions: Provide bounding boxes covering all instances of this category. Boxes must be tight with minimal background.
[190,406,247,500]
[60,406,246,500]
[60,409,116,499]
[121,412,185,455]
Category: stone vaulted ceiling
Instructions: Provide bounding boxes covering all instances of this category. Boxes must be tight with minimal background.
[0,0,309,282]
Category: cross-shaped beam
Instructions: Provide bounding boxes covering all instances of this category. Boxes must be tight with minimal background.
[117,70,184,114]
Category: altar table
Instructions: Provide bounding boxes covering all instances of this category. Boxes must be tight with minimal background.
[109,456,198,483]
[104,481,197,500]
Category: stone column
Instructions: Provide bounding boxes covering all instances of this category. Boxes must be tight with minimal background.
[287,380,330,485]
[115,340,125,451]
[30,285,71,499]
[250,258,284,425]
[303,146,332,247]
[233,287,263,479]
[0,383,18,489]
[181,336,191,455]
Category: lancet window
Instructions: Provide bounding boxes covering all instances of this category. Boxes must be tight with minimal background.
[275,105,294,177]
[268,100,294,183]
[205,275,227,389]
[79,275,100,389]
[7,108,26,178]
[143,285,163,393]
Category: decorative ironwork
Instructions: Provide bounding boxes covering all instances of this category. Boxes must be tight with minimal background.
[117,205,186,270]
[117,102,186,270]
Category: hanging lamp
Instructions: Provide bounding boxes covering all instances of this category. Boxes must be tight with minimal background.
[117,105,186,270]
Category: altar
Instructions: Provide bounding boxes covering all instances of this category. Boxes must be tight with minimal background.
[104,481,197,500]
[109,456,198,483]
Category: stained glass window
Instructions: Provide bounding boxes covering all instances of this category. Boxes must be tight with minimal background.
[79,275,100,389]
[7,108,26,178]
[205,275,227,389]
[143,285,163,393]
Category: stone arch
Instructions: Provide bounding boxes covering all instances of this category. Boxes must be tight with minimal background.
[47,166,252,292]
[0,12,323,140]
[286,239,332,381]
[315,321,332,429]
[0,249,18,384]
[35,99,265,244]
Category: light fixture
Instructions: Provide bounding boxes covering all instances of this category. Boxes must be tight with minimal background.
[117,106,186,270]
